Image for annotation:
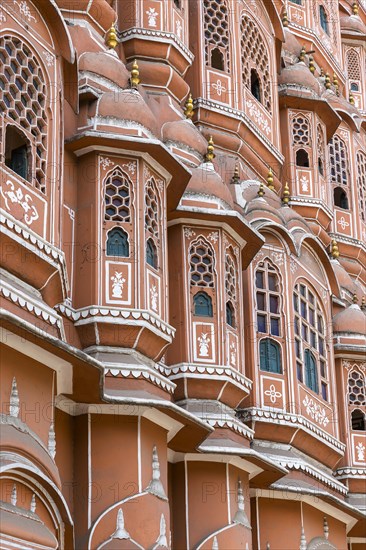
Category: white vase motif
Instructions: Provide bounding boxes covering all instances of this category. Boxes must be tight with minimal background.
[146,8,158,27]
[198,333,210,357]
[150,285,158,312]
[111,272,126,298]
[356,442,365,461]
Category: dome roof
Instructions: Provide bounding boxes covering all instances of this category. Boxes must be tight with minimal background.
[185,162,234,208]
[278,63,322,95]
[79,51,130,89]
[282,28,301,57]
[340,14,366,34]
[162,119,207,156]
[97,90,159,135]
[331,260,357,295]
[333,304,366,334]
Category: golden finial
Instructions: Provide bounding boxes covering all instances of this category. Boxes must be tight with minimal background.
[205,136,215,162]
[130,59,140,88]
[299,46,306,63]
[231,163,240,185]
[309,56,315,74]
[267,167,275,191]
[282,10,289,27]
[349,91,355,105]
[258,182,265,198]
[320,68,325,77]
[352,2,359,15]
[352,292,358,304]
[282,182,290,205]
[325,72,331,89]
[330,239,339,259]
[184,93,194,119]
[333,73,339,95]
[361,296,366,310]
[106,23,118,50]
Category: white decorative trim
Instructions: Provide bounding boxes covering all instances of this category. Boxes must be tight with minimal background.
[9,378,20,418]
[246,100,271,136]
[43,51,54,67]
[112,509,130,540]
[0,180,39,226]
[302,395,329,428]
[233,479,251,528]
[99,156,114,170]
[153,514,169,549]
[146,446,168,500]
[57,304,175,338]
[105,364,175,394]
[167,363,252,392]
[48,422,56,460]
[119,27,194,63]
[241,408,345,452]
[0,414,50,456]
[13,0,36,22]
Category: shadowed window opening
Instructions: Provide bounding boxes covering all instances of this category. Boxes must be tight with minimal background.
[5,125,30,181]
[259,338,282,373]
[146,238,158,269]
[351,409,366,431]
[319,5,329,34]
[305,349,319,393]
[226,301,235,327]
[250,69,261,102]
[334,187,349,209]
[296,149,310,167]
[193,292,213,317]
[210,47,225,71]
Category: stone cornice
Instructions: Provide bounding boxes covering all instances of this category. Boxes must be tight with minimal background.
[119,27,194,64]
[166,362,252,393]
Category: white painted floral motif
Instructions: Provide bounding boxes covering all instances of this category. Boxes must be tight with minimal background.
[184,227,196,239]
[264,384,282,404]
[338,216,350,230]
[111,272,126,298]
[175,20,182,39]
[290,256,298,274]
[208,231,219,244]
[246,100,271,135]
[43,51,54,67]
[302,395,329,428]
[121,162,136,175]
[272,252,284,266]
[230,342,236,366]
[212,80,227,97]
[150,285,158,312]
[356,442,365,461]
[99,156,113,170]
[146,7,158,27]
[197,333,210,357]
[299,176,309,192]
[14,0,36,21]
[0,180,39,226]
[292,11,303,22]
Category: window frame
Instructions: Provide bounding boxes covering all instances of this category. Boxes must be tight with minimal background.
[259,337,282,374]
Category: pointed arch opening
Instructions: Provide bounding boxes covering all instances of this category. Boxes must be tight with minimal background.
[106,227,129,257]
[259,338,282,374]
[333,187,349,209]
[296,149,310,168]
[193,291,213,317]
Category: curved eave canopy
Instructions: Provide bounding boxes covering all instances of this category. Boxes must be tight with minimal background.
[33,0,75,64]
[299,236,341,298]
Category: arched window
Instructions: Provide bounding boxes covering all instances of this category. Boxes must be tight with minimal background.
[348,369,366,406]
[193,292,213,317]
[346,48,361,82]
[203,1,230,72]
[290,0,302,4]
[146,238,158,269]
[329,135,348,185]
[145,179,159,238]
[351,409,366,431]
[255,260,281,336]
[0,35,48,193]
[304,350,319,393]
[317,124,325,177]
[240,15,272,113]
[292,115,310,146]
[226,301,235,327]
[104,169,131,222]
[319,5,329,34]
[250,69,261,102]
[334,187,349,209]
[296,149,310,168]
[356,152,366,222]
[259,338,282,373]
[173,0,181,9]
[189,240,214,287]
[351,82,359,92]
[5,126,30,181]
[106,228,129,257]
[293,283,328,399]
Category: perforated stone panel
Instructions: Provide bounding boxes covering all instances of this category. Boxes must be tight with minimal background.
[0,35,47,193]
[357,152,366,223]
[346,48,361,80]
[292,115,310,146]
[190,240,214,287]
[240,15,272,113]
[145,179,159,238]
[104,169,131,222]
[329,135,348,186]
[348,370,366,406]
[225,253,236,301]
[203,0,230,70]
